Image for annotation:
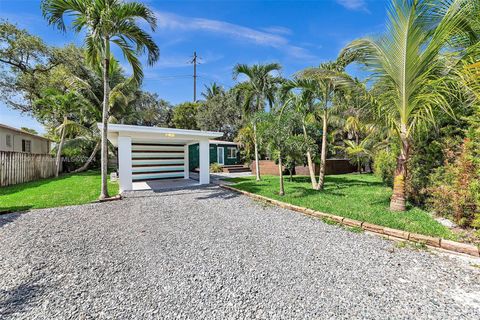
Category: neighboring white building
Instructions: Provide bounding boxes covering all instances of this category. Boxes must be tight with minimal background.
[99,124,223,192]
[0,123,51,154]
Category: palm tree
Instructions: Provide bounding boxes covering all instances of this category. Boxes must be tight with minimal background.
[35,89,87,176]
[340,0,473,211]
[67,56,137,173]
[201,82,224,100]
[298,62,354,190]
[42,0,160,199]
[233,63,282,181]
[281,79,319,189]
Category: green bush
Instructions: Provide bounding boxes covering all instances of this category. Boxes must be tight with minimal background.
[373,150,397,187]
[428,130,480,230]
[210,162,223,173]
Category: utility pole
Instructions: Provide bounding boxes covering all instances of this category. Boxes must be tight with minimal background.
[190,51,198,102]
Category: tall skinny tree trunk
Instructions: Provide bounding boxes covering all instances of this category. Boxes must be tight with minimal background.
[278,152,284,196]
[99,38,110,200]
[390,126,409,212]
[253,121,261,181]
[73,140,100,173]
[55,117,67,177]
[316,109,328,190]
[302,123,317,189]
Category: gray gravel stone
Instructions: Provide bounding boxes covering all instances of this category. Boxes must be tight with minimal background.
[1,185,479,319]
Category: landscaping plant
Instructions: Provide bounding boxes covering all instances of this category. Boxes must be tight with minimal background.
[233,63,282,181]
[42,0,160,199]
[340,0,476,211]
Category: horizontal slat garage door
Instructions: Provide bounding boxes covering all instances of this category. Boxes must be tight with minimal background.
[132,143,185,181]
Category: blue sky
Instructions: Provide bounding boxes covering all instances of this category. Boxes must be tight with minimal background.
[0,0,387,134]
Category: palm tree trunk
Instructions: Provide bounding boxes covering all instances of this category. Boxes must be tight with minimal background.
[390,126,409,212]
[278,152,284,196]
[302,123,317,189]
[73,140,100,173]
[55,117,67,177]
[253,121,261,181]
[316,109,328,190]
[99,37,110,200]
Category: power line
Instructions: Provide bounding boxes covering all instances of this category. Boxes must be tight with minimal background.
[197,74,232,90]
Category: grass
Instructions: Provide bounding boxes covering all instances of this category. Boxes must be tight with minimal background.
[0,170,119,213]
[225,174,455,239]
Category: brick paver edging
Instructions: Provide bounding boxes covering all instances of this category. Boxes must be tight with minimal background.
[220,185,480,257]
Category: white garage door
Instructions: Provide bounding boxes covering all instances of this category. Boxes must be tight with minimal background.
[131,142,185,181]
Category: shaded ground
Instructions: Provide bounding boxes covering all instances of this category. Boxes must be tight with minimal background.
[0,186,479,319]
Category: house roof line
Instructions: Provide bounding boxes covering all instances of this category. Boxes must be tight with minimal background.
[0,123,52,141]
[209,140,239,145]
[98,123,223,139]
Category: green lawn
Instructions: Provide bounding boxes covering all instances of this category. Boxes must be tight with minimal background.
[226,174,455,239]
[0,171,119,213]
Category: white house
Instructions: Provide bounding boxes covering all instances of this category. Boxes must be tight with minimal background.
[99,124,223,192]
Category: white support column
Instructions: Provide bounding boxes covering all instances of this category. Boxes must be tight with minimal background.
[118,136,132,192]
[199,139,210,185]
[184,144,189,179]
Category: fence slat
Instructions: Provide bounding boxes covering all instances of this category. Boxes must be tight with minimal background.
[0,151,57,187]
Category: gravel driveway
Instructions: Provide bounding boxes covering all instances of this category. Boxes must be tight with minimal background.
[1,186,479,319]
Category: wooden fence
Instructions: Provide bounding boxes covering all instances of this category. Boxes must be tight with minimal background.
[0,151,58,187]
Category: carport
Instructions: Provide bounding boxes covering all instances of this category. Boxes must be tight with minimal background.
[99,124,223,192]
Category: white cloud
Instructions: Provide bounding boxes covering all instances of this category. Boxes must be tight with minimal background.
[261,26,293,36]
[336,0,369,11]
[154,11,314,59]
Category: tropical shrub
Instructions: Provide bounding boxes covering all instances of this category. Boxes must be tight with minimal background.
[210,163,223,173]
[373,149,397,187]
[428,128,480,229]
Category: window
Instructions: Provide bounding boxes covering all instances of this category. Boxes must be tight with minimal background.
[6,134,11,147]
[22,139,31,153]
[227,147,237,159]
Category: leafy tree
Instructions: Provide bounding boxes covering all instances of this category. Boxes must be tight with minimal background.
[20,127,38,135]
[123,92,173,127]
[172,102,200,130]
[0,21,71,112]
[196,89,243,140]
[340,0,475,211]
[42,0,160,199]
[233,63,282,181]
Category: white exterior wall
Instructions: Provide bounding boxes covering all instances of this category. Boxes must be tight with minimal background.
[199,139,210,185]
[184,144,190,179]
[102,124,222,191]
[118,136,132,192]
